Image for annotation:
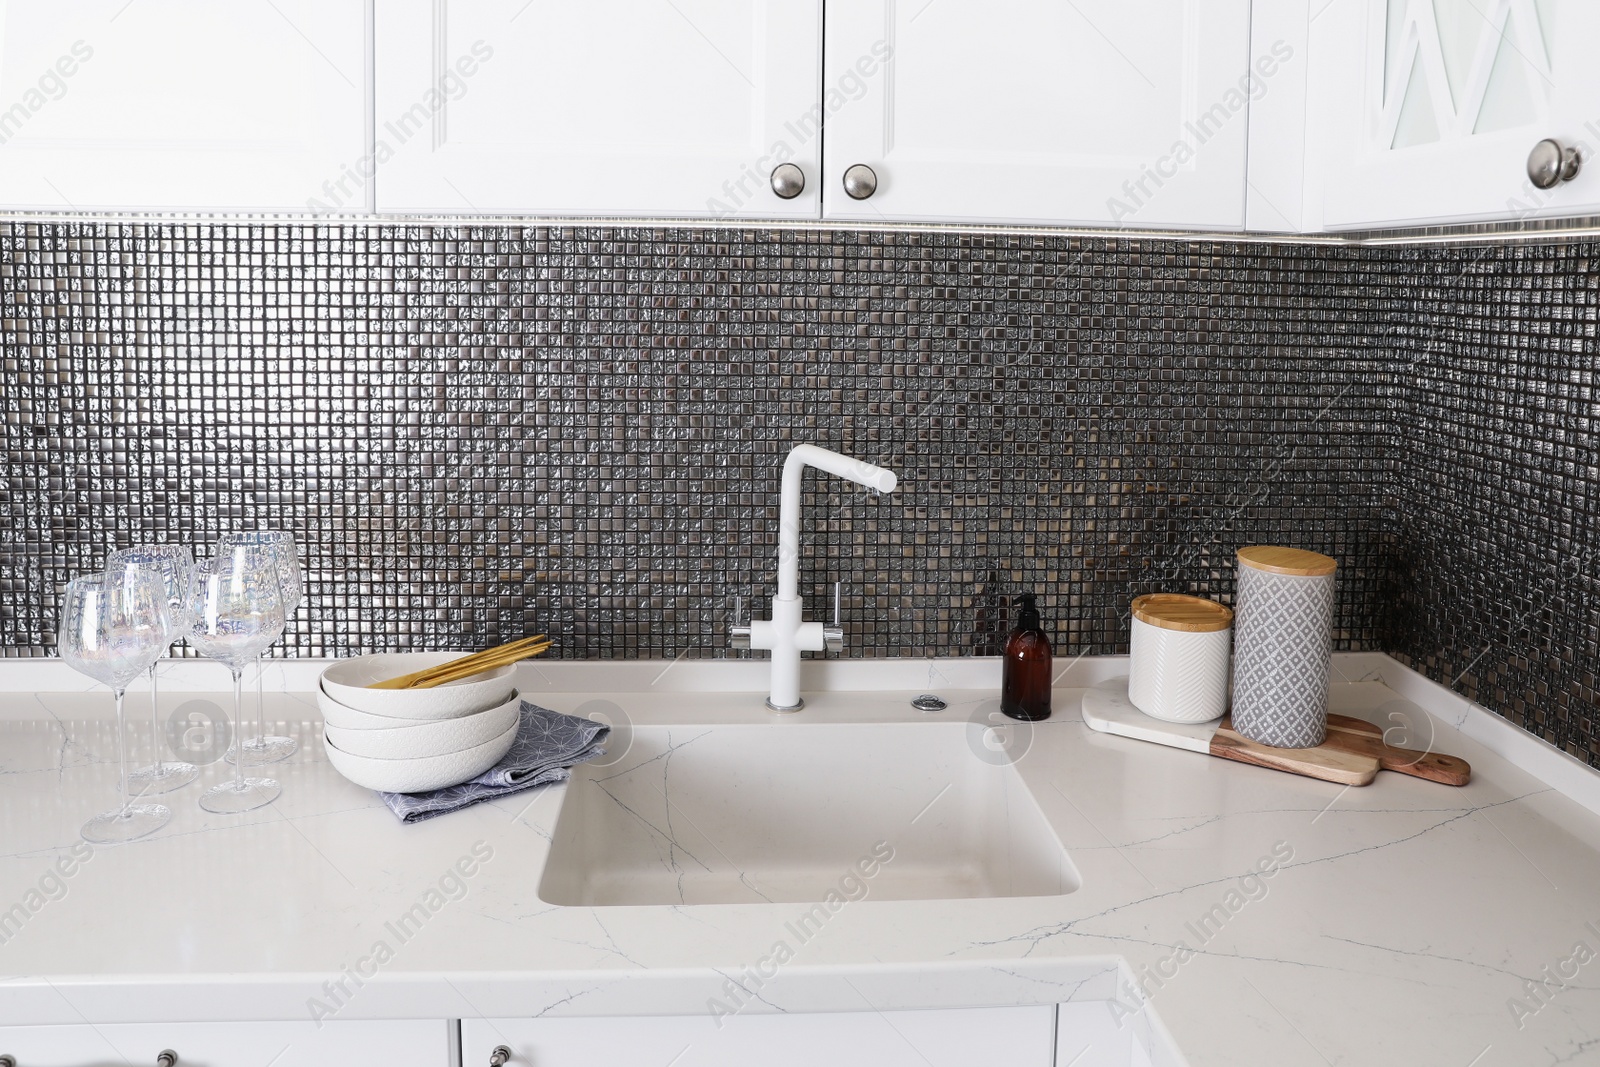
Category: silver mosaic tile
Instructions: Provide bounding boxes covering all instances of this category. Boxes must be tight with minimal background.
[0,221,1591,767]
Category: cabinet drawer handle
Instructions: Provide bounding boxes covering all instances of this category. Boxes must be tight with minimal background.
[843,163,878,200]
[770,163,805,199]
[490,1045,513,1066]
[1528,138,1582,189]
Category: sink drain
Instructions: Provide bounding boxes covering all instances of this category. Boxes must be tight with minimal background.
[911,694,947,713]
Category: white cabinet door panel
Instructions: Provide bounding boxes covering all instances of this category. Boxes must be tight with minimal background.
[463,1006,1055,1067]
[1243,0,1312,232]
[822,0,1252,229]
[0,0,366,211]
[0,1020,449,1067]
[374,0,822,219]
[1307,0,1600,230]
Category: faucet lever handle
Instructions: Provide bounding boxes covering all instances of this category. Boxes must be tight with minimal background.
[824,581,844,654]
[730,595,752,650]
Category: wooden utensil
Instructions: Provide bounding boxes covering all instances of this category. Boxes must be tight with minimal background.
[1082,677,1470,787]
[401,641,551,689]
[368,636,550,690]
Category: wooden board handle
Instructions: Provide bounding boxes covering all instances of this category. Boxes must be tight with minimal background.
[1324,715,1471,786]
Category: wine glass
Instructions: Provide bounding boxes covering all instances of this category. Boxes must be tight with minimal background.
[187,546,287,814]
[219,530,303,765]
[107,545,200,794]
[59,570,174,844]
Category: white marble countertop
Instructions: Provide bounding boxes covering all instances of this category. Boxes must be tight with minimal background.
[1,653,1598,1066]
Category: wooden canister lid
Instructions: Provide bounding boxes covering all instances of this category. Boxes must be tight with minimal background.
[1237,546,1338,577]
[1131,594,1234,633]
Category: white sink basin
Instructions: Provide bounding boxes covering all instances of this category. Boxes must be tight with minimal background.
[537,720,1080,906]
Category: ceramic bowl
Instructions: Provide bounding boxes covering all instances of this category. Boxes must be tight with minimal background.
[315,684,500,732]
[323,717,519,794]
[319,652,516,720]
[323,692,522,759]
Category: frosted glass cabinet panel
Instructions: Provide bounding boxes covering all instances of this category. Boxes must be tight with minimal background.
[821,0,1253,229]
[0,1,366,211]
[374,0,823,219]
[1306,0,1600,229]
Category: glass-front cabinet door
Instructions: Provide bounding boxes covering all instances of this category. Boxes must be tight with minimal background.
[1306,0,1600,229]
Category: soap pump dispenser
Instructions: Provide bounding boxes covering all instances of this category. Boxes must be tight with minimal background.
[1001,593,1053,721]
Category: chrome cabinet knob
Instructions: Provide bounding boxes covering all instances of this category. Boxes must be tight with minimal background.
[843,164,878,200]
[490,1046,513,1066]
[823,581,844,654]
[1528,138,1582,189]
[156,1052,179,1067]
[1,1055,14,1067]
[770,163,805,199]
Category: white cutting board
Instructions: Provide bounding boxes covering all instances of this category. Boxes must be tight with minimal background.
[1080,676,1223,753]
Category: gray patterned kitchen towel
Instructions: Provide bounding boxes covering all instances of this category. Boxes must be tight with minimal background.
[380,701,608,824]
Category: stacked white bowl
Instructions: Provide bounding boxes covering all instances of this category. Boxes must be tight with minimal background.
[318,652,522,793]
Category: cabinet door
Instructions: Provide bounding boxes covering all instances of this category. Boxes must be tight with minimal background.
[1306,0,1600,230]
[374,0,822,219]
[0,1020,449,1067]
[0,0,366,211]
[462,1006,1055,1067]
[821,0,1253,229]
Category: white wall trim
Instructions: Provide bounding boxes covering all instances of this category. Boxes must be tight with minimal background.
[1357,652,1600,819]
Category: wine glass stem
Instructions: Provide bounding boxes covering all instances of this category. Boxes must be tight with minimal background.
[148,659,164,775]
[113,687,131,816]
[255,653,265,746]
[231,668,245,792]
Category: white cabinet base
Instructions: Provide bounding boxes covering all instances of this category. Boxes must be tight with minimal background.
[464,1006,1055,1067]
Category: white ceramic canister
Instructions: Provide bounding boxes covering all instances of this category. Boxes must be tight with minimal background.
[1230,546,1338,748]
[1127,594,1234,724]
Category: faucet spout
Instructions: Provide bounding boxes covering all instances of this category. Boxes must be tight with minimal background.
[741,444,899,711]
[777,444,898,602]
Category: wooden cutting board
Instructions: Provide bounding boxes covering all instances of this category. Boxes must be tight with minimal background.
[1082,677,1470,787]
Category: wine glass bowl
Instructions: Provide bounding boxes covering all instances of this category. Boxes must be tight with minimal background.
[107,545,200,795]
[59,571,174,845]
[188,548,287,814]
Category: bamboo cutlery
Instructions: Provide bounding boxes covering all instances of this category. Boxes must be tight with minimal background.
[367,635,552,690]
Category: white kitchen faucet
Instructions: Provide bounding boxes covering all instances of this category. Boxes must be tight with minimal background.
[730,444,899,710]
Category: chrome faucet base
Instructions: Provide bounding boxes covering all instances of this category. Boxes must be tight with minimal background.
[766,697,805,712]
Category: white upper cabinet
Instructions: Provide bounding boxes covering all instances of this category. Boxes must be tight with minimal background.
[1303,0,1600,230]
[0,1,366,212]
[374,1,823,219]
[820,0,1254,229]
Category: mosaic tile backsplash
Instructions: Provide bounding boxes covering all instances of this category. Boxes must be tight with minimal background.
[0,222,1593,768]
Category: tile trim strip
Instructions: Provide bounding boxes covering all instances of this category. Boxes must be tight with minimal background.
[2,210,1599,246]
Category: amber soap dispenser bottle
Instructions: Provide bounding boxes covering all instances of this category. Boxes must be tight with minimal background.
[1001,593,1053,721]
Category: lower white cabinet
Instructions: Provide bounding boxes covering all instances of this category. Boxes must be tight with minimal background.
[0,1004,1158,1065]
[463,1006,1056,1067]
[0,1019,449,1067]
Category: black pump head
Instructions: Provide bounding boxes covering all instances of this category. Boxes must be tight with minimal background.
[1014,592,1041,628]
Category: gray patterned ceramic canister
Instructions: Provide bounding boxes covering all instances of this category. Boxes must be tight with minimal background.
[1231,546,1338,748]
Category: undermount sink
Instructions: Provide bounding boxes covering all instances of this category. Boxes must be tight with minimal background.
[537,720,1080,907]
